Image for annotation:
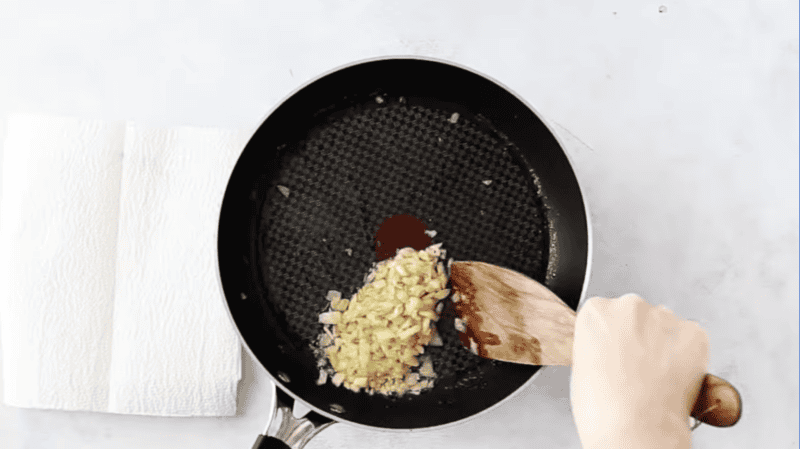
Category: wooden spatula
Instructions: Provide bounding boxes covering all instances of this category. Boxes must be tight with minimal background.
[449,261,742,428]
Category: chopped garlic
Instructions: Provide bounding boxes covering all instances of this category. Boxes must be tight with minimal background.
[418,356,435,378]
[429,329,443,346]
[315,244,448,396]
[454,317,466,332]
[316,370,328,385]
[469,338,479,355]
[319,311,341,324]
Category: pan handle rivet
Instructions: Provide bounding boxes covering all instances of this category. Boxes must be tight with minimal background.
[330,403,345,414]
[240,292,247,300]
[277,372,291,383]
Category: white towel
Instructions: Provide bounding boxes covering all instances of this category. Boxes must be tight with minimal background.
[0,113,249,416]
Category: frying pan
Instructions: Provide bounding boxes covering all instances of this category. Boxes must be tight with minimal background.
[217,56,591,448]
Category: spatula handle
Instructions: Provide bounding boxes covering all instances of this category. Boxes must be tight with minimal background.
[690,373,741,428]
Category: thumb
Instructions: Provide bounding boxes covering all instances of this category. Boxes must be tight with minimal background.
[677,321,710,416]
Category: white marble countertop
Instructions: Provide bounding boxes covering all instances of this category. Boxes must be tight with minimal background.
[0,1,797,448]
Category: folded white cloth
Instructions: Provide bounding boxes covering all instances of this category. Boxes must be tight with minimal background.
[0,113,249,416]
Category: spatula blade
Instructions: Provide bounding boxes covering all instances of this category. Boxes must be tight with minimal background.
[449,261,576,366]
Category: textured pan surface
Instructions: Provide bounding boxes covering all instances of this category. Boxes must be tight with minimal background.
[257,98,548,397]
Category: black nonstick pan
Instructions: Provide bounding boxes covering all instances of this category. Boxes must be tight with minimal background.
[217,57,591,448]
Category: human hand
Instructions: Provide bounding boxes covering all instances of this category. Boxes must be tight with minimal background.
[570,294,709,449]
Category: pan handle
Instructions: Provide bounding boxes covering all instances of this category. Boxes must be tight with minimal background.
[252,387,335,449]
[251,435,290,449]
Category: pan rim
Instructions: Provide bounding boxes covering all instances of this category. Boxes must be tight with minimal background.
[214,54,594,434]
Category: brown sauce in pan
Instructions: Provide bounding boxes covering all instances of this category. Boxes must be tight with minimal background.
[374,214,432,261]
